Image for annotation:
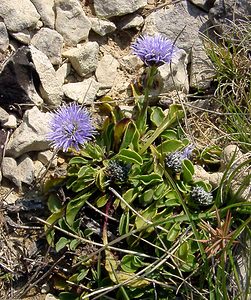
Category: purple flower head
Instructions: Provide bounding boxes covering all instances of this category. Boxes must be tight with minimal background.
[47,103,95,152]
[165,145,194,173]
[131,35,177,67]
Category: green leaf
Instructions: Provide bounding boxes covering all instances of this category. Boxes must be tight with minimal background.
[96,194,109,208]
[121,188,139,209]
[114,118,131,151]
[132,173,162,185]
[95,168,106,191]
[59,292,79,300]
[161,129,178,140]
[119,211,130,235]
[135,204,157,229]
[77,269,89,282]
[55,237,69,252]
[120,122,137,150]
[139,189,154,206]
[150,106,165,127]
[69,157,89,165]
[78,165,95,178]
[121,255,143,273]
[43,177,65,194]
[47,193,62,213]
[166,223,181,241]
[45,208,64,245]
[156,139,183,154]
[69,239,80,251]
[116,148,143,165]
[182,159,194,183]
[66,192,92,226]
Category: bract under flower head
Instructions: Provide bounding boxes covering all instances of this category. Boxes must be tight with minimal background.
[47,103,95,152]
[131,35,177,66]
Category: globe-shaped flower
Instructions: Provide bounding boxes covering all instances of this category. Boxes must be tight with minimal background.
[165,145,194,173]
[131,35,177,66]
[47,103,95,152]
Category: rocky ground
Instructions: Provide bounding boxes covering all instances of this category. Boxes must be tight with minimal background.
[0,0,250,299]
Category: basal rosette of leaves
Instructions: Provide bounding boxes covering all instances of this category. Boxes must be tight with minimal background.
[43,95,222,299]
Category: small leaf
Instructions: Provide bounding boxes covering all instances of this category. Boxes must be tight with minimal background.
[66,192,92,226]
[182,159,194,183]
[114,118,131,151]
[139,189,154,206]
[150,106,165,127]
[48,193,62,213]
[166,223,181,241]
[120,122,137,150]
[96,194,109,208]
[45,208,64,245]
[95,168,106,191]
[55,237,69,252]
[121,255,143,273]
[77,269,89,282]
[156,139,183,154]
[116,148,143,165]
[121,188,139,209]
[132,173,162,185]
[161,129,178,140]
[135,204,157,229]
[119,211,130,235]
[69,157,88,165]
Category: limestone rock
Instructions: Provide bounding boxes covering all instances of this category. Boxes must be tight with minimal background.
[119,14,144,30]
[90,18,116,36]
[30,45,63,106]
[63,78,99,104]
[55,0,91,46]
[63,42,99,77]
[0,47,43,108]
[30,0,55,29]
[6,106,51,158]
[94,0,147,18]
[10,30,31,45]
[2,155,35,189]
[209,0,251,33]
[0,22,9,52]
[2,114,17,129]
[144,0,214,89]
[121,54,143,73]
[33,160,46,179]
[0,0,40,32]
[95,54,119,88]
[31,28,64,65]
[56,63,71,86]
[0,107,9,124]
[157,49,189,94]
[38,150,57,168]
[189,0,215,12]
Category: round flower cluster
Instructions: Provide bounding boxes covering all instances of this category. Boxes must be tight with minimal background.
[47,103,95,152]
[191,186,214,206]
[105,160,131,184]
[131,34,178,67]
[165,145,194,173]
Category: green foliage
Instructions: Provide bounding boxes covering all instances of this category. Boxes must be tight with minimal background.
[44,65,250,299]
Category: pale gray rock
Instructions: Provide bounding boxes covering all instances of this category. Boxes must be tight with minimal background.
[90,18,116,36]
[221,145,244,170]
[31,28,64,65]
[45,294,59,300]
[94,0,147,18]
[2,155,34,189]
[2,114,17,129]
[56,63,71,86]
[0,107,9,124]
[30,0,55,29]
[0,0,40,32]
[63,42,99,77]
[63,78,99,104]
[144,0,214,89]
[121,54,144,73]
[38,150,57,168]
[189,0,215,12]
[157,49,189,94]
[55,0,91,46]
[0,22,9,52]
[6,106,51,158]
[95,54,120,88]
[119,14,144,30]
[10,30,31,45]
[209,0,251,33]
[33,160,46,179]
[30,46,63,106]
